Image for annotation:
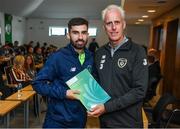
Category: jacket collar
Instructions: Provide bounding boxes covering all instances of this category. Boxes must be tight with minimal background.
[66,43,92,59]
[105,38,132,51]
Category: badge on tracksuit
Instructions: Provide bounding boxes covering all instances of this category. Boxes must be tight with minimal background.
[118,58,127,68]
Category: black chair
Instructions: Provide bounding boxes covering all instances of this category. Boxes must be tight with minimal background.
[145,93,177,128]
[164,102,180,128]
[0,86,12,100]
[0,91,2,100]
[4,65,17,88]
[144,75,162,103]
[0,70,3,100]
[0,70,12,99]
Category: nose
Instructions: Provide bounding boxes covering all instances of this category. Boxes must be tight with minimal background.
[78,33,83,39]
[112,23,116,30]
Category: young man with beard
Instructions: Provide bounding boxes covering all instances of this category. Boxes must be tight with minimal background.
[88,5,148,128]
[32,17,93,128]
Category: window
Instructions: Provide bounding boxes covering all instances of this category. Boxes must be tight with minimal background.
[66,27,97,36]
[88,28,97,36]
[49,27,66,36]
[49,26,97,37]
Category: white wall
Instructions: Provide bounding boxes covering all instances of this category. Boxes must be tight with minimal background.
[125,24,150,47]
[26,18,151,48]
[1,15,151,48]
[26,18,109,48]
[12,16,26,45]
[0,12,26,46]
[0,12,5,45]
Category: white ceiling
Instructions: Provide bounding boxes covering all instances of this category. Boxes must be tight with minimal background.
[0,0,180,24]
[0,0,121,19]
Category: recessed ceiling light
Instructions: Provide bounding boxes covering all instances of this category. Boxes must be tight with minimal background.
[135,22,140,24]
[142,15,149,18]
[138,19,144,22]
[147,10,156,13]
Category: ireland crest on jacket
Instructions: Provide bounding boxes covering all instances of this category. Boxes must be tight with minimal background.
[118,58,127,68]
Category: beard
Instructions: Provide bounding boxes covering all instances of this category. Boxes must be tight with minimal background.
[71,39,88,50]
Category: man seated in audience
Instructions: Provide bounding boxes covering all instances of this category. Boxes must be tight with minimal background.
[27,46,34,56]
[88,38,99,54]
[144,50,162,103]
[33,47,44,71]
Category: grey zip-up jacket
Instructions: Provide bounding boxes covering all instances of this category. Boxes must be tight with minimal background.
[94,39,148,128]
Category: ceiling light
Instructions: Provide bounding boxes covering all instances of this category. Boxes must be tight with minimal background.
[147,10,156,13]
[138,19,144,22]
[142,15,149,18]
[135,22,140,24]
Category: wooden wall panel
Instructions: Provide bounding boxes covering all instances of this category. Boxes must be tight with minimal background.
[163,19,178,94]
[151,5,180,99]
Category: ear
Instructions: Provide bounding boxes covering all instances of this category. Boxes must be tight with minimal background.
[67,33,70,39]
[123,21,126,30]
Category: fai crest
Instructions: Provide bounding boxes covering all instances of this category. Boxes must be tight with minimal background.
[118,58,127,68]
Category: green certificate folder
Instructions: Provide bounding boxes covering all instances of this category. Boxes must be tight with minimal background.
[66,69,111,111]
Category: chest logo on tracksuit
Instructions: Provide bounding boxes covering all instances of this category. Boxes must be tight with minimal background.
[70,67,76,72]
[143,59,148,66]
[118,58,127,68]
[99,55,106,69]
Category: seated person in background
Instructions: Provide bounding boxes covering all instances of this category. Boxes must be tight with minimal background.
[0,48,12,73]
[0,70,12,99]
[148,55,161,80]
[148,49,161,74]
[148,49,162,86]
[41,42,47,58]
[11,55,32,86]
[24,55,36,79]
[27,46,34,56]
[33,47,44,70]
[88,38,99,53]
[144,53,162,103]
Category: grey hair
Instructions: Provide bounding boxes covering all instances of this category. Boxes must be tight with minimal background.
[102,4,125,21]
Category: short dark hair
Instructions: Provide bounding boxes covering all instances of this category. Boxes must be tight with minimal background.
[68,17,88,32]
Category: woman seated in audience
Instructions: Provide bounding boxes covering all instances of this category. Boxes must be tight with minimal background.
[11,55,32,87]
[24,55,36,79]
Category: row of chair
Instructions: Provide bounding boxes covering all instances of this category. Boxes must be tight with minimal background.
[144,93,180,128]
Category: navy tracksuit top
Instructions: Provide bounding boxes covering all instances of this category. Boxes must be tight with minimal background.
[32,43,94,128]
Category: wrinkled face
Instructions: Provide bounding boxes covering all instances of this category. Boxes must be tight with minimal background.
[104,9,126,45]
[68,25,89,50]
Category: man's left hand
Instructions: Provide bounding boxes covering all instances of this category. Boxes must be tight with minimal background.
[87,104,105,117]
